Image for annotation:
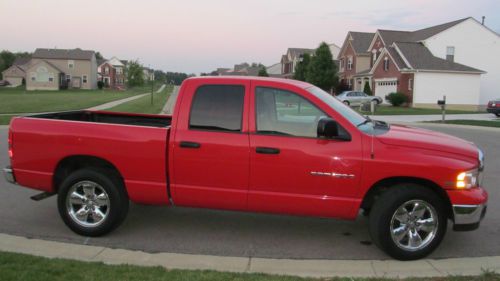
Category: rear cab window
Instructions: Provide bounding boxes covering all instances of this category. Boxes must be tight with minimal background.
[189,85,245,132]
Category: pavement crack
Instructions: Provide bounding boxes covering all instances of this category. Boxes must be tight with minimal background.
[426,260,444,275]
[91,247,106,260]
[245,256,252,272]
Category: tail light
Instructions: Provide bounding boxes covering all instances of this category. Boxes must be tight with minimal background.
[8,129,13,159]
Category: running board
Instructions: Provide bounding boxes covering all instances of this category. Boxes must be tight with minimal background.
[30,192,56,201]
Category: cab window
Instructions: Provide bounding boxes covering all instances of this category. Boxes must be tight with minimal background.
[255,87,327,138]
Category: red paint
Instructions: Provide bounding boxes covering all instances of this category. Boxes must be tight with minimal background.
[8,76,487,221]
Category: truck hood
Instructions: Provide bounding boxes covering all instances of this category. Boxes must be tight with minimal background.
[376,124,478,159]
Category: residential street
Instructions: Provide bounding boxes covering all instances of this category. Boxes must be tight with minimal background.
[0,124,498,260]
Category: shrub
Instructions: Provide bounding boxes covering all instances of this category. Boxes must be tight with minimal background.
[363,81,372,96]
[97,81,104,90]
[385,92,408,106]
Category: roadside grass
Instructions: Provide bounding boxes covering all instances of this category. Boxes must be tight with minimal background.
[0,115,16,126]
[107,84,173,114]
[425,119,500,128]
[0,83,160,114]
[0,251,499,281]
[356,106,482,115]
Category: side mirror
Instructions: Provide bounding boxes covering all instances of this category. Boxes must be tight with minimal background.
[317,117,351,141]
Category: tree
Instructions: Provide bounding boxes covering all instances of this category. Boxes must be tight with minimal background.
[306,42,338,92]
[126,60,144,87]
[95,52,104,60]
[363,81,372,96]
[258,67,269,77]
[293,53,311,81]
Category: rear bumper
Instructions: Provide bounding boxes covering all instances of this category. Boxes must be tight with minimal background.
[487,108,500,114]
[3,166,16,184]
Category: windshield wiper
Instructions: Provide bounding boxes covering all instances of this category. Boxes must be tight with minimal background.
[357,116,373,127]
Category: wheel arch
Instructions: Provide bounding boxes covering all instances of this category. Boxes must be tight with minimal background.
[360,176,453,219]
[53,155,126,196]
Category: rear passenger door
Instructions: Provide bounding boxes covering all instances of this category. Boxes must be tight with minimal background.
[171,80,250,211]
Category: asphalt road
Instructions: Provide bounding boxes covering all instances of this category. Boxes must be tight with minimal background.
[0,124,498,260]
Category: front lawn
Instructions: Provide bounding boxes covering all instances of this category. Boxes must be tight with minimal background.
[0,251,498,281]
[426,119,500,128]
[107,84,173,114]
[357,106,482,115]
[0,84,159,114]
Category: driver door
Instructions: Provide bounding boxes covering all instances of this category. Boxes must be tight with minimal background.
[248,84,363,218]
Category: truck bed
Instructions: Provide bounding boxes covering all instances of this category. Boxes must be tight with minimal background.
[30,110,171,128]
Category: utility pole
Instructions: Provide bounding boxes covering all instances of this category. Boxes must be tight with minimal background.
[150,66,154,106]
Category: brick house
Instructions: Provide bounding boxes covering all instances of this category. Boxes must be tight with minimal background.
[339,17,496,109]
[98,57,126,89]
[337,32,375,91]
[1,57,30,86]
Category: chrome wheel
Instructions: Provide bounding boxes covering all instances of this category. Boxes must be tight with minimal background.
[66,181,110,227]
[390,200,438,252]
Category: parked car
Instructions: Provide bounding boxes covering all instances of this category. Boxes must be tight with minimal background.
[336,91,382,106]
[486,99,500,117]
[0,80,10,86]
[4,76,487,260]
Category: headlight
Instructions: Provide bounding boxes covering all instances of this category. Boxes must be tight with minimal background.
[456,169,479,189]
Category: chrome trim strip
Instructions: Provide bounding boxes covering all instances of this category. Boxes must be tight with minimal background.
[453,204,486,225]
[3,166,15,184]
[310,171,355,178]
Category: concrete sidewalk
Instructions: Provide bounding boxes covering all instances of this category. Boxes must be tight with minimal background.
[161,85,179,114]
[88,84,166,111]
[374,113,494,123]
[1,233,498,278]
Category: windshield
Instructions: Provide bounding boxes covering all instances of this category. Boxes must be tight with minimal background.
[307,86,373,132]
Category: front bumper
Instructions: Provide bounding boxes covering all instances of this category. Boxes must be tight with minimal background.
[3,166,15,184]
[452,204,487,231]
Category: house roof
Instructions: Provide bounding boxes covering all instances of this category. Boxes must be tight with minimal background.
[349,32,375,54]
[394,42,484,73]
[33,48,95,60]
[12,57,31,66]
[376,18,470,47]
[287,48,314,58]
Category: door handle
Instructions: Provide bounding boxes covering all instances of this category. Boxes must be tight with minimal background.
[180,141,201,149]
[256,147,280,154]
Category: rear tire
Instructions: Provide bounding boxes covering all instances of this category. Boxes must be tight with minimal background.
[495,113,500,117]
[57,168,129,236]
[372,99,381,105]
[369,185,447,260]
[343,100,350,106]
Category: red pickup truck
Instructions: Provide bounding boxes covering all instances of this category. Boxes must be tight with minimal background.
[4,77,487,260]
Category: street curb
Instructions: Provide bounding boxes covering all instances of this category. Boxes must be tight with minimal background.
[0,233,499,278]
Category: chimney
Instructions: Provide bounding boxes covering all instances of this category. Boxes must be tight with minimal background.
[481,16,485,25]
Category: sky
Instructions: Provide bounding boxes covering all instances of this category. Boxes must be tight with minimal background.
[1,0,499,74]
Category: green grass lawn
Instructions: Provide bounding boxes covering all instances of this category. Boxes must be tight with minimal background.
[357,106,482,115]
[107,84,173,114]
[0,251,498,281]
[426,119,500,128]
[0,83,160,114]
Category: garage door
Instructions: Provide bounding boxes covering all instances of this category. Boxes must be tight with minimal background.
[375,80,398,104]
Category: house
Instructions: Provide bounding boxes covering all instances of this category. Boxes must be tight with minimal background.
[337,32,375,91]
[340,17,498,109]
[26,48,97,91]
[98,57,126,88]
[216,63,264,76]
[280,48,315,78]
[1,57,31,86]
[266,62,282,77]
[143,67,154,81]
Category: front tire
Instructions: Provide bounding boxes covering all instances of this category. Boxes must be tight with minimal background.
[372,99,381,105]
[495,113,500,117]
[57,168,129,236]
[369,185,447,260]
[343,100,350,106]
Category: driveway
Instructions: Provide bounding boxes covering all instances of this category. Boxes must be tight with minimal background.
[0,124,498,260]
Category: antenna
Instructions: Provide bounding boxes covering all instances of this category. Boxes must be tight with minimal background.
[370,121,375,159]
[482,16,485,25]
